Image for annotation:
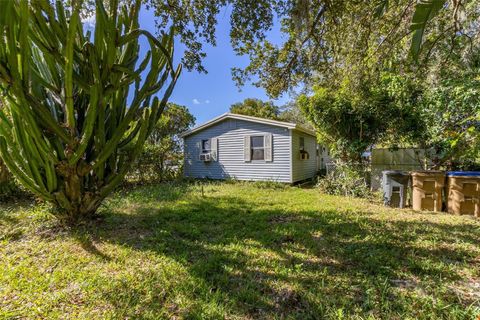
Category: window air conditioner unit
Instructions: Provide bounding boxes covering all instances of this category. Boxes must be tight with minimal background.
[199,153,212,162]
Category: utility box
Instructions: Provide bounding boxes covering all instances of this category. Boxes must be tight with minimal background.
[411,171,446,212]
[447,172,480,217]
[382,170,410,208]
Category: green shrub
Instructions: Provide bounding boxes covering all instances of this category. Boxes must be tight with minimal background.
[317,163,371,198]
[125,103,194,185]
[252,180,288,190]
[126,144,183,184]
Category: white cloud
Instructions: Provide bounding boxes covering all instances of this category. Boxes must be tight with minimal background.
[192,98,201,105]
[205,100,210,104]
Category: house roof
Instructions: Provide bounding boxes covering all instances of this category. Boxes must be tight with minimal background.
[180,113,316,138]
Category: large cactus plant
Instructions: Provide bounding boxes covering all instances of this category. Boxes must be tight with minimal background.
[0,0,181,222]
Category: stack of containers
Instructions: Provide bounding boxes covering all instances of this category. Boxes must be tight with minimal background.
[446,172,480,217]
[411,171,446,212]
[381,170,480,217]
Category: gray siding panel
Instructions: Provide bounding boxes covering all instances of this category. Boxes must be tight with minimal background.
[291,130,317,182]
[184,119,292,182]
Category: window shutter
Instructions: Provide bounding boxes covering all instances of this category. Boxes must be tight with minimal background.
[244,136,251,162]
[264,134,272,162]
[211,138,218,161]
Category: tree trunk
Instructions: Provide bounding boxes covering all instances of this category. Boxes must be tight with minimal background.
[52,163,105,224]
[53,189,104,224]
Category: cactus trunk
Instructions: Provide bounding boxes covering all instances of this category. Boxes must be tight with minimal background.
[0,0,181,223]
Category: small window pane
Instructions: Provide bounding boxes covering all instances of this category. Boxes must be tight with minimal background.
[202,139,210,152]
[252,148,265,160]
[251,136,264,148]
[300,137,305,150]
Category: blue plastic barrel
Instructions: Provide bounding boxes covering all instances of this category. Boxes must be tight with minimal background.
[447,171,480,177]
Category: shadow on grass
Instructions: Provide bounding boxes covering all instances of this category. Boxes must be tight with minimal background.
[72,188,480,318]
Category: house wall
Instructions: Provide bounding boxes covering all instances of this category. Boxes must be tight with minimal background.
[291,130,318,182]
[184,119,292,182]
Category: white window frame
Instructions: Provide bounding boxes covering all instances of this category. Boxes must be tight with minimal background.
[299,136,309,160]
[201,139,211,153]
[251,135,265,161]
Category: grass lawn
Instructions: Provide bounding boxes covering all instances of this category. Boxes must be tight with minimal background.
[1,182,480,319]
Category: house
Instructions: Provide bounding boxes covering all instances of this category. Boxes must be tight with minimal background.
[181,113,329,183]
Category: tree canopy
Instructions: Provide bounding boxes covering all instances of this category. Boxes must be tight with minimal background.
[299,73,425,162]
[230,98,280,120]
[78,1,479,99]
[132,103,195,183]
[148,103,196,147]
[421,72,480,169]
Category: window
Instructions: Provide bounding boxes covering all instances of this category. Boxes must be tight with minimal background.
[201,139,211,153]
[251,136,264,160]
[299,136,309,160]
[300,137,305,150]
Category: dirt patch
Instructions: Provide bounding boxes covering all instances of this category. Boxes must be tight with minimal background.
[450,279,480,303]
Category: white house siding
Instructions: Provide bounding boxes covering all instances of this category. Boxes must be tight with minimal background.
[291,130,318,182]
[184,119,292,182]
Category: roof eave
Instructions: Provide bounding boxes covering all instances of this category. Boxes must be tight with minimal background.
[293,125,316,137]
[180,113,302,138]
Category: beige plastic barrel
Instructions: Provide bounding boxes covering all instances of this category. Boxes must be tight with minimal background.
[411,171,446,212]
[447,175,480,217]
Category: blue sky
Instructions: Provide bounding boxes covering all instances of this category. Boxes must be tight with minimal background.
[138,7,289,125]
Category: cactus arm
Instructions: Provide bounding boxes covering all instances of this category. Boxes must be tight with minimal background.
[19,0,30,83]
[22,93,72,144]
[123,29,176,76]
[11,115,51,194]
[69,85,98,165]
[91,91,146,170]
[0,137,53,200]
[6,96,61,162]
[0,0,180,221]
[99,109,150,198]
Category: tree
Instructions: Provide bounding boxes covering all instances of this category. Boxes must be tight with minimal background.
[277,101,312,128]
[230,98,280,120]
[132,103,195,183]
[298,73,425,163]
[230,1,480,98]
[75,1,479,100]
[148,103,195,146]
[421,74,480,169]
[230,98,313,128]
[0,0,181,223]
[151,103,195,181]
[75,0,479,99]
